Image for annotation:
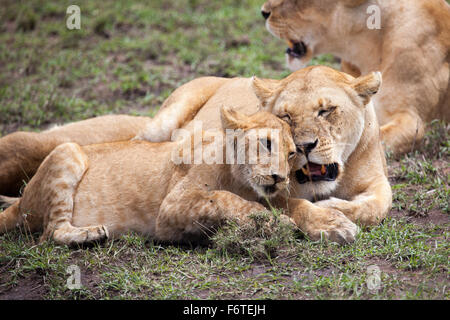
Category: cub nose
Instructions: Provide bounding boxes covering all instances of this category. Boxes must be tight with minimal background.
[272,174,286,183]
[261,10,271,20]
[296,139,318,155]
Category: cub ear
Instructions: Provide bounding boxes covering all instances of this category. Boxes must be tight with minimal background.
[342,0,367,7]
[251,76,283,111]
[220,105,250,130]
[352,71,382,105]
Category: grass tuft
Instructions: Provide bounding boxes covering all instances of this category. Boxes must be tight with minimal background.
[212,210,298,262]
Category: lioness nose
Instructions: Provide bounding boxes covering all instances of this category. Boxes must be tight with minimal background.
[261,10,271,20]
[296,139,318,155]
[272,174,286,183]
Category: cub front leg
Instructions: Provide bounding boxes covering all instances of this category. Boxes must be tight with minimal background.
[287,198,359,245]
[156,187,271,242]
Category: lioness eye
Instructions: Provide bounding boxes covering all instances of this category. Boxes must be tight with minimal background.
[288,152,296,159]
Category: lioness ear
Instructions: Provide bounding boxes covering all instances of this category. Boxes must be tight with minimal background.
[220,106,250,130]
[342,0,367,8]
[352,71,382,105]
[251,76,283,111]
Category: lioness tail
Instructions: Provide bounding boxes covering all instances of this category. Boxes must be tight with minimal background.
[0,200,22,233]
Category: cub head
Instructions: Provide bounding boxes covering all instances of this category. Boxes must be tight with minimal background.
[220,106,297,199]
[261,0,369,70]
[251,66,382,197]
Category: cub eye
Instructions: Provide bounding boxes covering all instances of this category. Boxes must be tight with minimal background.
[318,106,336,117]
[260,139,272,152]
[279,114,292,124]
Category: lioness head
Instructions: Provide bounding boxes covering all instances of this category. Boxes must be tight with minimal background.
[251,66,381,196]
[220,106,297,198]
[261,0,368,70]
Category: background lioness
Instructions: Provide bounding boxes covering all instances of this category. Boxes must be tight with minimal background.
[0,108,301,245]
[261,0,450,155]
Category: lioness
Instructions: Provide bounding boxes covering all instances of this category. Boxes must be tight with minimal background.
[260,0,450,155]
[0,108,305,245]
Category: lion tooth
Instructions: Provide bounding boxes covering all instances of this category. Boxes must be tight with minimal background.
[321,165,326,175]
[301,167,309,175]
[286,40,294,49]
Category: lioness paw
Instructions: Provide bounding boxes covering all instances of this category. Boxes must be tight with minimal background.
[307,209,359,245]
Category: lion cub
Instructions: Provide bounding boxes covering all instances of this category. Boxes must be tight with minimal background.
[0,107,296,245]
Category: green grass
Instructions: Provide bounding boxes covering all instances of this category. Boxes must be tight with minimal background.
[1,205,448,299]
[0,0,339,134]
[0,0,448,300]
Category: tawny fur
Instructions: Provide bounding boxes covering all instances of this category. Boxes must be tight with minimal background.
[0,78,229,197]
[0,109,306,245]
[0,115,152,197]
[261,0,450,155]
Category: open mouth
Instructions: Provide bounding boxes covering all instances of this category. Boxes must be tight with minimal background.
[286,40,307,59]
[295,162,339,184]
